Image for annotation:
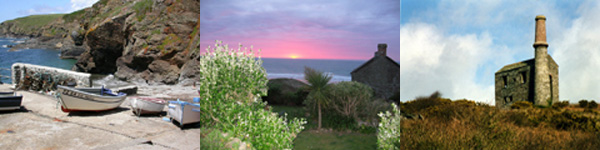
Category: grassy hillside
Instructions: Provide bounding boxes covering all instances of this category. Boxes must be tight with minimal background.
[4,14,64,31]
[401,92,600,149]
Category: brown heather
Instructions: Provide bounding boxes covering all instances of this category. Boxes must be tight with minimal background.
[401,92,600,149]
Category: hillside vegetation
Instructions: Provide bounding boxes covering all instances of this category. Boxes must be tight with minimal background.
[400,92,600,149]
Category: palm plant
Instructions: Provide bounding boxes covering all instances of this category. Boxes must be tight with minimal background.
[304,66,332,130]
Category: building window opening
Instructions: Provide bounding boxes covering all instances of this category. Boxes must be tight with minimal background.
[520,72,526,83]
[503,76,508,88]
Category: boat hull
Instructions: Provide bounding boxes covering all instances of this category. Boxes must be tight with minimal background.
[130,97,166,115]
[167,101,200,126]
[0,92,22,111]
[57,85,126,112]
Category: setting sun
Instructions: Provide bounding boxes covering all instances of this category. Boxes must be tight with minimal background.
[289,54,299,59]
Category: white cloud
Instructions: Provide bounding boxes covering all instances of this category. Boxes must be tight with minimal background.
[400,22,496,104]
[71,0,98,11]
[552,1,600,103]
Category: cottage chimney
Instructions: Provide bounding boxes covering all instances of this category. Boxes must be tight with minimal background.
[376,43,387,56]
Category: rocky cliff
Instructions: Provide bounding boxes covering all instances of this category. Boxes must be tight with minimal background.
[0,0,200,85]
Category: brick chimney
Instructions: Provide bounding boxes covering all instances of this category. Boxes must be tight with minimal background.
[375,43,387,56]
[533,15,548,47]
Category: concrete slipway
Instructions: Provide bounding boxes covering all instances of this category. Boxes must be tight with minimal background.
[0,84,200,150]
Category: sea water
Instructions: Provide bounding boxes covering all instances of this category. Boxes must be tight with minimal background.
[0,38,366,83]
[262,58,365,82]
[0,38,76,83]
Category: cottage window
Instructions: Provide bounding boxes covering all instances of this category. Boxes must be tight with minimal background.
[520,72,527,83]
[503,76,508,88]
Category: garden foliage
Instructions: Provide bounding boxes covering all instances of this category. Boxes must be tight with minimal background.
[198,40,306,149]
[303,67,332,129]
[377,103,400,150]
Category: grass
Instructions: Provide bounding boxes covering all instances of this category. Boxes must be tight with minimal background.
[4,14,64,30]
[293,130,377,150]
[63,9,86,22]
[133,0,153,21]
[270,105,378,150]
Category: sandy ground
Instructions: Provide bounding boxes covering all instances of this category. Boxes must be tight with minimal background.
[0,84,199,150]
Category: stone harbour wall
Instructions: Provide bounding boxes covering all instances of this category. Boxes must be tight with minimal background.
[11,63,91,91]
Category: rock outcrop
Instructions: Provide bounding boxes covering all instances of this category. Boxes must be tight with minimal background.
[0,0,200,85]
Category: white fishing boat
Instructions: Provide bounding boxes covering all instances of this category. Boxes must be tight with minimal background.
[129,97,167,115]
[56,85,127,112]
[0,92,22,111]
[167,98,200,127]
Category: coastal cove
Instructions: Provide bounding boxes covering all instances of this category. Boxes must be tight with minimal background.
[0,38,76,84]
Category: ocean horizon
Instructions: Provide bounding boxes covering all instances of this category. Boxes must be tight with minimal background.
[262,58,366,83]
[0,38,370,84]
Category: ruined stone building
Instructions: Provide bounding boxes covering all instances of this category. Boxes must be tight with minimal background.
[495,15,558,108]
[351,43,400,99]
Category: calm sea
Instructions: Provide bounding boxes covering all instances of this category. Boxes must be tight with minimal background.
[0,38,366,83]
[262,58,365,82]
[0,38,76,83]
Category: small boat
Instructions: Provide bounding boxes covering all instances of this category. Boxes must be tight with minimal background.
[56,85,127,112]
[129,97,167,115]
[0,92,22,111]
[167,98,200,127]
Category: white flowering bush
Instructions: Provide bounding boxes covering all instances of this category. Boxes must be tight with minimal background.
[198,40,306,149]
[377,104,400,150]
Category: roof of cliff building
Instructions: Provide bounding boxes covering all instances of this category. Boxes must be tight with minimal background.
[496,55,558,74]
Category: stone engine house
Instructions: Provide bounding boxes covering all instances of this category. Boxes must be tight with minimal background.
[495,15,559,108]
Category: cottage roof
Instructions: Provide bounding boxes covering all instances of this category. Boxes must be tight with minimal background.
[351,55,399,73]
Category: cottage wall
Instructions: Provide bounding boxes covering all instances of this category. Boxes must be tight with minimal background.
[495,64,534,108]
[351,57,399,99]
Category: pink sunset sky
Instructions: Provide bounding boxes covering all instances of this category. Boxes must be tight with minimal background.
[200,0,400,61]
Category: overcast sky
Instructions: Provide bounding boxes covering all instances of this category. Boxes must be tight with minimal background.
[0,0,98,23]
[200,0,400,60]
[401,0,600,104]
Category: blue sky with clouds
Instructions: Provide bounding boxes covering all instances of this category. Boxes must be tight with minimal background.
[0,0,98,22]
[401,1,600,104]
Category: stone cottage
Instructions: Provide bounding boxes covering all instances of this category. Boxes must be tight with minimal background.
[495,15,558,108]
[351,43,400,99]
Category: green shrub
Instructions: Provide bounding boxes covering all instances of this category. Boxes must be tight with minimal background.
[326,81,373,120]
[511,101,533,109]
[590,101,598,109]
[378,104,400,150]
[580,100,589,108]
[322,113,356,130]
[200,128,251,150]
[198,40,306,149]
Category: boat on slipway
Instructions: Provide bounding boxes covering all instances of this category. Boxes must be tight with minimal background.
[129,96,167,115]
[167,98,200,127]
[0,92,22,111]
[56,85,127,112]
